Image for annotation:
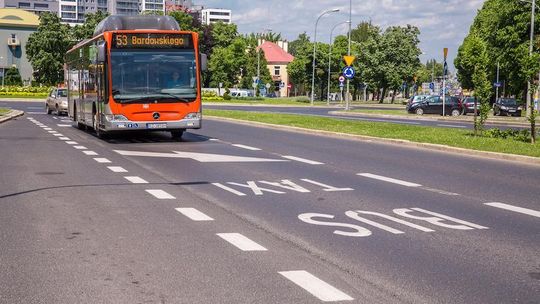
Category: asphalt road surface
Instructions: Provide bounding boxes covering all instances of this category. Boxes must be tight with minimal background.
[204,104,526,130]
[0,102,539,303]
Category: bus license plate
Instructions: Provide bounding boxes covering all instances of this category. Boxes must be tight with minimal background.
[147,123,167,129]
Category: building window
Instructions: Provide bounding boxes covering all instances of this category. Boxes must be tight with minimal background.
[34,3,48,8]
[18,2,31,8]
[274,66,281,76]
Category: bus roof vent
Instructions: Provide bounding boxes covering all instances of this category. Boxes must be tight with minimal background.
[93,15,180,37]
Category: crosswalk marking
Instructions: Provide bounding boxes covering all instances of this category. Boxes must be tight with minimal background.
[145,189,175,199]
[124,176,148,184]
[357,173,422,187]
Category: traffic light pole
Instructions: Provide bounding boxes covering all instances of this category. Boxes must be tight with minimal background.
[345,0,352,110]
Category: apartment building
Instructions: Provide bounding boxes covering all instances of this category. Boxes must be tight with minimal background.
[200,8,230,25]
[0,0,58,15]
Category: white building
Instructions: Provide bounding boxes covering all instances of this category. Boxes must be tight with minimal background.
[200,8,231,25]
[140,0,164,14]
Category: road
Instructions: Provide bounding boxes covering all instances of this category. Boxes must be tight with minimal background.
[205,104,527,130]
[1,101,539,303]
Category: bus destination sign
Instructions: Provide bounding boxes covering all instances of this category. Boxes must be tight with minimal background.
[113,33,192,49]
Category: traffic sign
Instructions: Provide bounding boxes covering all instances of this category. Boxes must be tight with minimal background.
[265,83,271,89]
[429,82,435,90]
[287,83,292,89]
[342,66,355,79]
[279,82,285,89]
[343,55,356,66]
[252,83,258,89]
[494,82,502,88]
[339,82,344,88]
[443,48,448,60]
[338,76,345,83]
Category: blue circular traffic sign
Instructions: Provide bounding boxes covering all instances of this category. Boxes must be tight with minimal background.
[343,66,355,79]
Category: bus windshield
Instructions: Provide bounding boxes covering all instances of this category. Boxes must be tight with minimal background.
[111,49,197,103]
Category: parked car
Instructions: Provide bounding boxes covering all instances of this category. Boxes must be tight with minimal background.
[493,98,523,117]
[230,90,253,98]
[46,88,68,115]
[407,95,462,116]
[406,95,430,110]
[462,96,480,115]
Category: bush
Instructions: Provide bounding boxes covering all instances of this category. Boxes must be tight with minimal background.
[223,88,231,100]
[203,96,224,101]
[295,96,310,103]
[202,90,218,98]
[484,128,530,142]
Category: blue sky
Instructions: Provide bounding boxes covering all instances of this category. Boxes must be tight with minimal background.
[199,0,486,71]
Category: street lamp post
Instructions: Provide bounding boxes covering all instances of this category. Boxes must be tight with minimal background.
[345,0,352,110]
[311,8,339,106]
[327,21,350,105]
[520,0,537,117]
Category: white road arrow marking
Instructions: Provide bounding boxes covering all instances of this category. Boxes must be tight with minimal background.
[114,150,288,163]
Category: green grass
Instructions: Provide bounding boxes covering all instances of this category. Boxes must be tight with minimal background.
[204,98,321,106]
[0,94,47,99]
[205,109,540,157]
[0,108,10,116]
[349,109,408,115]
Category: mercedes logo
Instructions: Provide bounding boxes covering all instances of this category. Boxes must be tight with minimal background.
[152,112,160,120]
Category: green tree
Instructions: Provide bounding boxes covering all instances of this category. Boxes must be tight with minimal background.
[208,37,247,88]
[4,67,22,86]
[26,12,73,86]
[71,11,108,41]
[168,10,197,31]
[212,21,238,48]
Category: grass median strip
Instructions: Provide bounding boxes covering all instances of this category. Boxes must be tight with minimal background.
[205,109,540,158]
[0,108,10,116]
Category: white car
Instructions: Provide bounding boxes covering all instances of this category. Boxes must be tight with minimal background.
[46,88,68,115]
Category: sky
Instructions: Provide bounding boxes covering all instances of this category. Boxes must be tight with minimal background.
[199,0,486,72]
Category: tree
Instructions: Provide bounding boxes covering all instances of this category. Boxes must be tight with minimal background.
[211,21,238,48]
[71,11,108,41]
[4,67,22,86]
[26,13,73,86]
[208,37,247,88]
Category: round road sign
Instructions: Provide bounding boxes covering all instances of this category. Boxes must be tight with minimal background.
[338,76,345,83]
[343,66,355,79]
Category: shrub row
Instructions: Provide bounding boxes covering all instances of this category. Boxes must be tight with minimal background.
[0,86,52,93]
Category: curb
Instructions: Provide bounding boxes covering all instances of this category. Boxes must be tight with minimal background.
[329,111,532,128]
[204,115,540,166]
[0,109,24,124]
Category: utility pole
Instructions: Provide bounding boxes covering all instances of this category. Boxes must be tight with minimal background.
[345,0,352,110]
[327,21,350,105]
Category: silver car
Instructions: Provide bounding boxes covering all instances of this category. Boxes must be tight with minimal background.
[46,88,68,115]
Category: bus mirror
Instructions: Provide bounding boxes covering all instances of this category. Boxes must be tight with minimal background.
[97,43,106,63]
[200,53,208,71]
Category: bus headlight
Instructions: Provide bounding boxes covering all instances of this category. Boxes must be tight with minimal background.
[105,114,129,122]
[185,112,201,119]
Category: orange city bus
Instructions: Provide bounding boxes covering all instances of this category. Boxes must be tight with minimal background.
[65,15,206,138]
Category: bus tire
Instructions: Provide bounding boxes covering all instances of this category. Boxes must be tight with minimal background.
[171,130,184,139]
[93,112,106,139]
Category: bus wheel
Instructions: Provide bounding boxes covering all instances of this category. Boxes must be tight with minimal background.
[171,130,184,139]
[93,113,106,139]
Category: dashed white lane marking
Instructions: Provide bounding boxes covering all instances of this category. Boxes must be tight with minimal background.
[65,141,78,145]
[485,202,540,218]
[216,233,267,251]
[357,173,422,187]
[212,183,247,196]
[175,208,214,221]
[279,271,354,302]
[45,128,53,131]
[209,138,220,141]
[232,144,261,151]
[437,124,467,129]
[52,117,58,120]
[82,151,98,156]
[61,120,71,123]
[73,146,87,150]
[57,124,71,127]
[93,158,111,163]
[124,176,148,184]
[145,189,175,199]
[53,133,63,137]
[281,155,324,165]
[107,166,128,173]
[59,137,70,140]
